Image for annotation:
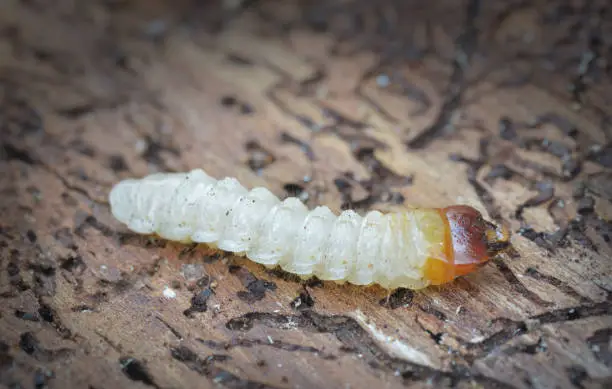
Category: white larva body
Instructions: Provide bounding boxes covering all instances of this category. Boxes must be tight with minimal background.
[109,169,442,290]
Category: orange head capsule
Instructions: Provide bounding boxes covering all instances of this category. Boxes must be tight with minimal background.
[423,205,511,285]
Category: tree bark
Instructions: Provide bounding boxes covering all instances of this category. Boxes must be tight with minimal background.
[1,1,611,388]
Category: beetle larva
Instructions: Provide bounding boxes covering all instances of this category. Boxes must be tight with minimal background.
[109,169,510,290]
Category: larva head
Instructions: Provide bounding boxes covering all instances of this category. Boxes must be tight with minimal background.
[423,205,510,285]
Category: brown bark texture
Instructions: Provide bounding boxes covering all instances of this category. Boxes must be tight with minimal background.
[1,1,611,388]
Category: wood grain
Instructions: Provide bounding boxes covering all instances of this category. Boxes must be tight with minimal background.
[1,1,611,388]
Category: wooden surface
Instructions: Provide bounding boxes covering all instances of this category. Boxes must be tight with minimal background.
[1,1,611,388]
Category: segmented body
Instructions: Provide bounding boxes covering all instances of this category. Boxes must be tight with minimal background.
[109,169,507,290]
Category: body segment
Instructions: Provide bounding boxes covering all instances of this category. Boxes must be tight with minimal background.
[109,169,509,290]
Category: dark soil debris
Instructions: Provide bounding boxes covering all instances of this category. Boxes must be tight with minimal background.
[283,182,307,200]
[484,164,513,183]
[119,357,159,388]
[220,95,255,115]
[515,181,555,219]
[585,172,612,200]
[587,144,612,168]
[14,309,40,321]
[499,117,517,140]
[576,196,595,214]
[245,140,276,171]
[379,288,414,309]
[170,346,278,388]
[108,154,129,172]
[19,332,39,355]
[229,265,277,303]
[0,341,14,368]
[530,113,578,139]
[280,132,315,161]
[184,287,214,317]
[226,53,253,66]
[290,290,315,310]
[34,368,54,389]
[53,228,77,250]
[587,328,612,367]
[565,365,589,389]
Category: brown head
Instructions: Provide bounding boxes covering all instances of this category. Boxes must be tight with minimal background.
[423,205,511,285]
